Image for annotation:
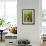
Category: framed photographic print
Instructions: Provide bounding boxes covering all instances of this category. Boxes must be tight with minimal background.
[22,9,35,25]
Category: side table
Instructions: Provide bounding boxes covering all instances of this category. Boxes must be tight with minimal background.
[0,30,3,42]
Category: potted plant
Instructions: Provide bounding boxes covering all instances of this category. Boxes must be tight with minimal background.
[0,18,5,27]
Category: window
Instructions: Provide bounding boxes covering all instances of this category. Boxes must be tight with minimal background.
[0,1,4,17]
[0,0,17,26]
[42,0,46,33]
[5,1,17,25]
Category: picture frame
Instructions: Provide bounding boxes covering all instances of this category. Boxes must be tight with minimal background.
[22,9,35,25]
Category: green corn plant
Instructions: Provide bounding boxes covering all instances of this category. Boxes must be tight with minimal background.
[0,18,5,27]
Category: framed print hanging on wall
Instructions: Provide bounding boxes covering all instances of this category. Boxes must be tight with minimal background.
[22,9,35,25]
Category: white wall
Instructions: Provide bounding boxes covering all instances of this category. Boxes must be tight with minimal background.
[17,0,42,46]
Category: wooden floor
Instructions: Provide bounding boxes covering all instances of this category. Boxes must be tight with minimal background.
[0,41,5,46]
[0,41,45,46]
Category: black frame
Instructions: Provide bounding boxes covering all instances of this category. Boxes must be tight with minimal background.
[22,9,35,25]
